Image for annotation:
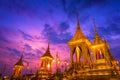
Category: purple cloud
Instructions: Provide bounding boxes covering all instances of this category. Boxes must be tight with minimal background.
[24,44,32,50]
[18,29,33,41]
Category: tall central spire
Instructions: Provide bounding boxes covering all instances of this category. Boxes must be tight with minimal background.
[75,10,85,38]
[76,10,80,29]
[68,11,87,43]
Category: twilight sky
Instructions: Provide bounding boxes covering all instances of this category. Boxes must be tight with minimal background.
[0,0,120,75]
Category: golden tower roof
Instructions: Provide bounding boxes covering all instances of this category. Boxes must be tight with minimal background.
[15,55,23,66]
[41,43,53,59]
[93,20,104,45]
[68,11,90,45]
[69,21,86,42]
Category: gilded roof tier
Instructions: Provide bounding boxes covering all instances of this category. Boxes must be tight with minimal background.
[41,43,53,59]
[68,12,90,45]
[15,55,23,66]
[93,21,104,45]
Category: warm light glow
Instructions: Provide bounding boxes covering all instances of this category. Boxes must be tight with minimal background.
[76,46,80,63]
[98,49,101,55]
[52,59,55,63]
[57,61,60,64]
[92,44,104,48]
[47,64,50,69]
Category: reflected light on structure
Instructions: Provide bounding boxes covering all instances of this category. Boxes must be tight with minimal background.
[57,61,60,65]
[47,64,50,69]
[52,59,55,63]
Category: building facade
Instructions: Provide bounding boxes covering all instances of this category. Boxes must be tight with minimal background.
[38,43,54,79]
[67,13,120,80]
[12,55,24,79]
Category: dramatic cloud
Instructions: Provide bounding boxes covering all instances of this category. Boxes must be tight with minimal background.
[35,49,42,55]
[6,47,21,56]
[58,22,70,32]
[42,23,72,43]
[0,36,10,43]
[18,29,33,41]
[24,44,32,50]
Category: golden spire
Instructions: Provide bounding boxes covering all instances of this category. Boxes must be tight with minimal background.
[15,55,23,66]
[68,10,86,43]
[76,10,82,33]
[47,40,50,49]
[76,10,80,29]
[93,19,100,38]
[92,19,103,44]
[41,42,53,59]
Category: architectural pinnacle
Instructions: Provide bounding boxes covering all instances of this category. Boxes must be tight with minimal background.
[76,10,80,29]
[93,19,98,35]
[15,55,23,66]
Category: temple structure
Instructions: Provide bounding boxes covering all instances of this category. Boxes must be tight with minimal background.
[38,43,54,79]
[12,55,24,79]
[67,13,120,80]
[68,12,92,70]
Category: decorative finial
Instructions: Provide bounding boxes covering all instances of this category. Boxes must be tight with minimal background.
[20,54,23,61]
[76,10,80,29]
[48,35,50,49]
[92,18,98,35]
[76,10,79,23]
[92,18,103,42]
[48,42,50,49]
[22,47,25,56]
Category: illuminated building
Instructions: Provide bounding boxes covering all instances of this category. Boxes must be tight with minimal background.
[12,55,24,79]
[38,43,54,79]
[56,52,60,69]
[67,12,120,80]
[68,12,91,70]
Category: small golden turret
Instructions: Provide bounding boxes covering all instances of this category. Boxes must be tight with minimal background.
[12,55,24,78]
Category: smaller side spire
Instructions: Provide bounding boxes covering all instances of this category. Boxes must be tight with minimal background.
[41,42,53,59]
[46,41,50,54]
[92,18,99,36]
[15,55,23,66]
[92,19,103,44]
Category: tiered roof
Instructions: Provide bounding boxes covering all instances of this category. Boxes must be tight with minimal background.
[93,20,104,45]
[68,12,89,44]
[15,55,23,66]
[41,43,53,59]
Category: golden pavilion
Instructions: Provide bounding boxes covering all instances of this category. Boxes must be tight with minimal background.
[66,12,120,80]
[12,55,24,79]
[38,42,54,79]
